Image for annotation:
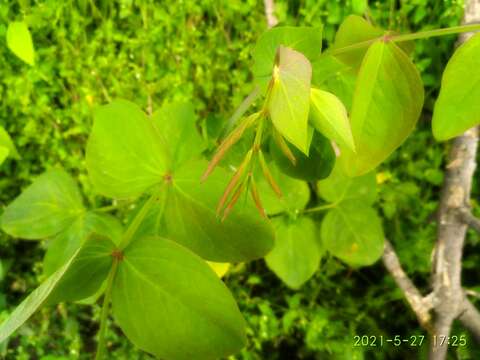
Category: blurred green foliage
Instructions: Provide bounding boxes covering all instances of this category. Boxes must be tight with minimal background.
[1,0,479,359]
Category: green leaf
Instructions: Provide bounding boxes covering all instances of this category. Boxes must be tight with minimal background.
[161,160,275,262]
[207,261,230,278]
[312,53,352,85]
[253,26,322,87]
[310,88,355,151]
[270,130,335,181]
[0,127,19,165]
[0,147,8,166]
[331,15,384,70]
[312,54,357,111]
[6,21,35,65]
[330,16,412,71]
[265,217,322,289]
[343,41,424,176]
[256,162,310,215]
[321,202,384,266]
[268,46,312,154]
[0,260,75,344]
[86,100,168,199]
[432,33,480,140]
[352,0,368,14]
[0,169,84,239]
[0,235,114,343]
[111,236,246,360]
[317,162,376,205]
[151,101,206,168]
[43,212,123,276]
[46,234,115,304]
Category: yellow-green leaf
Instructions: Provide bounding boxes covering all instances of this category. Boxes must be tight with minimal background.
[151,101,206,169]
[256,161,310,216]
[317,162,376,205]
[432,33,480,140]
[0,169,84,239]
[207,261,230,278]
[332,15,383,69]
[0,235,115,343]
[0,127,19,165]
[321,202,384,266]
[253,26,322,89]
[268,46,312,154]
[310,88,355,151]
[6,21,35,65]
[112,236,246,360]
[343,41,423,176]
[86,100,168,199]
[265,217,322,289]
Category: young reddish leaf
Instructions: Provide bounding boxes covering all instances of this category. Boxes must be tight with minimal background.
[216,150,253,216]
[162,159,275,262]
[258,150,282,197]
[202,113,258,182]
[256,162,310,216]
[249,176,266,218]
[272,129,296,166]
[221,181,246,222]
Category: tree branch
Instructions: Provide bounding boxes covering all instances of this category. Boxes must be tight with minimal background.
[382,240,433,331]
[465,289,480,299]
[430,126,478,358]
[458,208,480,233]
[458,297,480,344]
[263,0,278,28]
[428,0,480,355]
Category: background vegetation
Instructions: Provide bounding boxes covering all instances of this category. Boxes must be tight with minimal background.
[0,0,479,359]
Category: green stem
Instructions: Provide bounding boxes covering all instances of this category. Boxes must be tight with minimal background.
[95,260,119,360]
[329,23,480,56]
[253,117,265,150]
[94,204,122,213]
[392,23,480,42]
[224,86,261,136]
[118,191,161,250]
[303,202,337,213]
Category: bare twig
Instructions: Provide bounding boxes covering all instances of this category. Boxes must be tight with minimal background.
[382,240,433,331]
[458,297,480,344]
[263,0,278,28]
[430,125,478,358]
[458,208,480,233]
[428,0,480,356]
[379,2,480,357]
[465,289,480,299]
